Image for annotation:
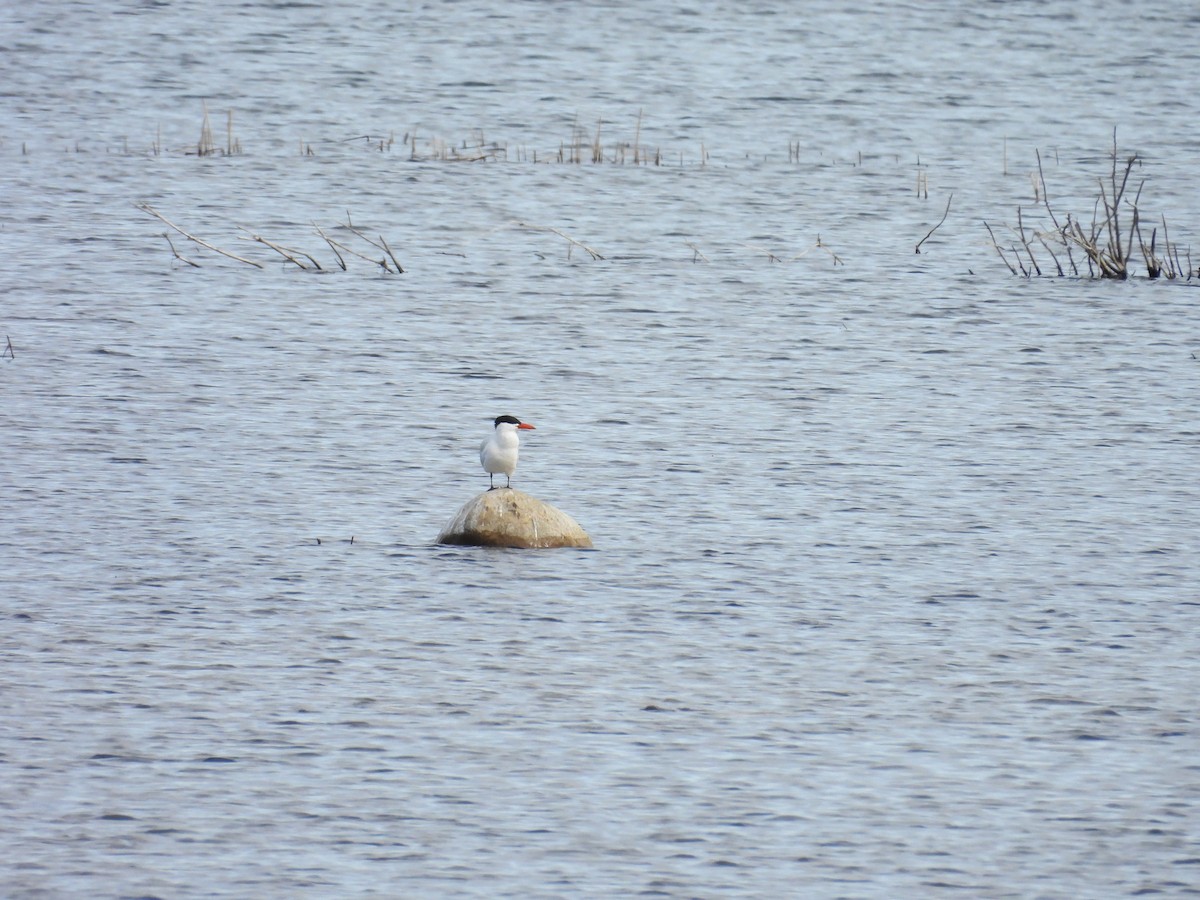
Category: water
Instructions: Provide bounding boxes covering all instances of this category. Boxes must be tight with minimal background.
[3,1,1200,896]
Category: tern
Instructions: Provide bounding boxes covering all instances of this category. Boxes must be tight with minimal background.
[480,415,535,489]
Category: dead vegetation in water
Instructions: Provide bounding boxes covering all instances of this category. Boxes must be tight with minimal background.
[193,102,241,157]
[29,105,710,165]
[145,102,244,157]
[134,202,852,271]
[135,204,404,273]
[985,131,1194,280]
[513,222,605,260]
[738,236,845,266]
[342,110,708,167]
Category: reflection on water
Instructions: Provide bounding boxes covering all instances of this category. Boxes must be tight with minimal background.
[3,0,1200,896]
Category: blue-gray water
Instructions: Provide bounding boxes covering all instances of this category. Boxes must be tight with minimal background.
[4,1,1200,896]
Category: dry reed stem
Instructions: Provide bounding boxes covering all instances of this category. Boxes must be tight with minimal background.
[198,102,215,156]
[1035,149,1079,275]
[312,222,348,270]
[740,237,843,266]
[1034,230,1065,277]
[983,220,1019,275]
[3,335,14,360]
[380,115,714,166]
[1035,150,1060,229]
[790,235,845,266]
[568,113,582,164]
[1137,214,1186,279]
[238,227,322,270]
[741,242,783,263]
[1165,216,1187,277]
[377,234,404,273]
[324,234,386,270]
[1161,215,1182,276]
[191,103,240,155]
[515,221,604,260]
[633,109,643,165]
[341,215,404,272]
[161,233,201,267]
[1137,220,1162,278]
[136,203,264,267]
[592,118,603,164]
[1016,206,1041,276]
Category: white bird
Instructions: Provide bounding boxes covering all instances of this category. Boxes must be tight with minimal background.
[480,415,535,489]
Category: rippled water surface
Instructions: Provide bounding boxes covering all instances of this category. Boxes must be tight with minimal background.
[4,1,1200,896]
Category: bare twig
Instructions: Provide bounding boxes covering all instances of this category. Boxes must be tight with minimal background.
[915,192,953,254]
[3,335,14,360]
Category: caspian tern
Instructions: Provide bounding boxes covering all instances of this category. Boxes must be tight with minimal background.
[480,415,535,489]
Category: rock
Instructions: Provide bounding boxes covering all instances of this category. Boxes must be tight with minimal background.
[436,488,593,549]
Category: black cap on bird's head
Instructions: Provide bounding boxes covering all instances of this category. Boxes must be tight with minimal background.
[493,415,535,430]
